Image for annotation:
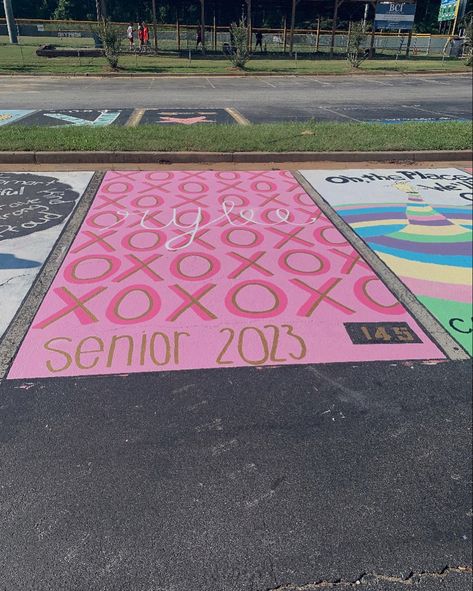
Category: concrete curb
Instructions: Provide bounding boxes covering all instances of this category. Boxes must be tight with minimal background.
[0,71,470,79]
[0,150,471,165]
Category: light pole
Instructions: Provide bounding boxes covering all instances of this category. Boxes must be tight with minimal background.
[200,0,206,52]
[151,0,158,51]
[3,0,18,44]
[362,2,369,32]
[96,0,107,21]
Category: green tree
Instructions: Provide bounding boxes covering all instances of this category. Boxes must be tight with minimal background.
[53,0,96,21]
[2,0,456,36]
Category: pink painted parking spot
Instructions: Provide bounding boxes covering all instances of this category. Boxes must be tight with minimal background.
[8,170,443,379]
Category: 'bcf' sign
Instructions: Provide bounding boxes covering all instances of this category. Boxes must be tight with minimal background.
[389,3,406,12]
[375,2,417,30]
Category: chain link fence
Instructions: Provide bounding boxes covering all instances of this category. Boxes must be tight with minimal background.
[1,18,469,69]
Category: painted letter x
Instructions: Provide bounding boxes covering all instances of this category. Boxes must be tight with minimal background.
[268,227,313,249]
[331,248,370,275]
[291,277,355,317]
[228,251,273,279]
[113,254,163,283]
[72,230,116,254]
[167,284,217,321]
[34,286,106,329]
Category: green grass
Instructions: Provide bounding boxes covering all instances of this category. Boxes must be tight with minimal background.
[0,122,471,152]
[0,37,471,75]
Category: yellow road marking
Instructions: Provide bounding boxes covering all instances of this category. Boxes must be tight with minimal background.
[225,107,250,126]
[126,108,146,127]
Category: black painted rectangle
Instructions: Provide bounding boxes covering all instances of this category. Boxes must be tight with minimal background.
[344,322,422,345]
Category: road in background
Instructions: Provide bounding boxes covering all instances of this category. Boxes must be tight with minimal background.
[0,74,471,123]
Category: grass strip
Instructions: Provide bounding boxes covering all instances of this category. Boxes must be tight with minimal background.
[0,39,471,75]
[0,122,471,153]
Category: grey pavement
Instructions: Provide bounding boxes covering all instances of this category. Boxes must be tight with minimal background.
[0,360,472,591]
[0,81,472,590]
[0,73,471,123]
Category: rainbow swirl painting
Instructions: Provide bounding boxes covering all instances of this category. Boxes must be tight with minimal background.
[301,169,473,355]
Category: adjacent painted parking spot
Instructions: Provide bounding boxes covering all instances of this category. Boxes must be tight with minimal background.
[0,110,36,126]
[8,170,443,380]
[139,109,237,125]
[0,172,94,339]
[1,110,132,127]
[238,104,472,124]
[1,105,470,126]
[300,168,473,355]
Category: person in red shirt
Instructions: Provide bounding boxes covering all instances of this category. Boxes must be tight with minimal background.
[143,23,150,50]
[138,23,145,51]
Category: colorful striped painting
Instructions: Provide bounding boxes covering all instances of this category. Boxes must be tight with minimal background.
[301,169,473,355]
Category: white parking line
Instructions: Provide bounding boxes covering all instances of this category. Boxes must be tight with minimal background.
[318,106,362,122]
[309,77,332,86]
[257,77,277,88]
[364,78,393,86]
[206,78,216,89]
[411,77,451,85]
[402,104,457,118]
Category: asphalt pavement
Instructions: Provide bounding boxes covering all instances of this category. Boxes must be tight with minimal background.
[1,361,472,591]
[0,164,472,591]
[0,73,471,123]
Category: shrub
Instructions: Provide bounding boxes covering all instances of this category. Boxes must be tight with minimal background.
[226,19,251,69]
[95,19,123,70]
[347,22,369,68]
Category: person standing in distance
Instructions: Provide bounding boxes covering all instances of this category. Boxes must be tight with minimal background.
[143,22,150,50]
[255,31,263,52]
[138,22,144,51]
[127,23,134,49]
[196,27,203,50]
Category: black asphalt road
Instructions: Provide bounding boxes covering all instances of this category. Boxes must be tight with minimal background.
[0,74,471,123]
[1,360,471,591]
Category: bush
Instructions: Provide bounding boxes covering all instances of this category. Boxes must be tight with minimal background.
[225,19,251,69]
[95,19,123,70]
[347,22,369,69]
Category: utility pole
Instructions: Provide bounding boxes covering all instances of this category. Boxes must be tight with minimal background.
[96,0,107,21]
[200,0,206,52]
[3,0,18,44]
[246,0,252,51]
[289,0,300,56]
[362,2,369,32]
[152,0,159,52]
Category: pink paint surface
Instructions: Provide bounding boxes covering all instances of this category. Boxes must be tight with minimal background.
[9,170,443,379]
